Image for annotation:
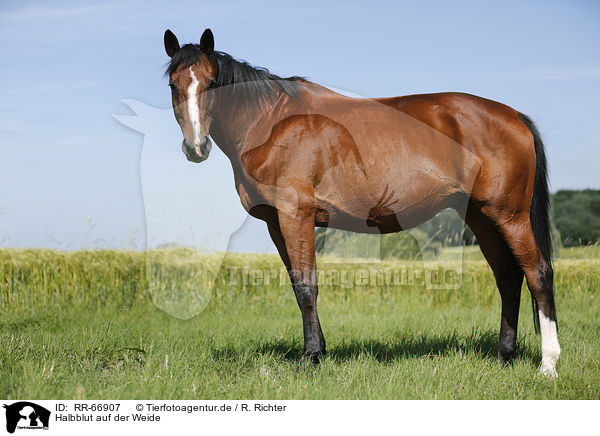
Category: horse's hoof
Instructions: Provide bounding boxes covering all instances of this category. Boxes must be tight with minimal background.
[538,364,558,379]
[497,351,515,364]
[298,352,322,371]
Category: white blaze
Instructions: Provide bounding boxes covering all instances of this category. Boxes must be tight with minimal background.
[538,309,561,377]
[187,66,202,145]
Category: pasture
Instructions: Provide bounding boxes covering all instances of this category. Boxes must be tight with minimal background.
[1,247,598,399]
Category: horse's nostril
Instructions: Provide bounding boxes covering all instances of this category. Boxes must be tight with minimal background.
[200,137,212,156]
[197,136,209,149]
[181,138,208,163]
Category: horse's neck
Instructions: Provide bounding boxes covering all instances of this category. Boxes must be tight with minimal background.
[209,98,260,162]
[209,82,327,161]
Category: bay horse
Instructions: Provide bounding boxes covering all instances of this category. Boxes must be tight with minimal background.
[163,28,560,377]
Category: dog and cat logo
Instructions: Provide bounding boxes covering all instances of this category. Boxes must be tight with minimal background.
[2,402,50,433]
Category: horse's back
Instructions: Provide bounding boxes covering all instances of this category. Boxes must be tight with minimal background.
[376,92,537,210]
[376,92,528,147]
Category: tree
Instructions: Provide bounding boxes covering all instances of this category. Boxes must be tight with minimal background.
[552,189,600,246]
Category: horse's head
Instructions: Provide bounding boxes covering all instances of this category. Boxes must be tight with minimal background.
[164,29,218,163]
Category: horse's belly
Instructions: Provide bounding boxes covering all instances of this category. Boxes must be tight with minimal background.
[315,176,457,234]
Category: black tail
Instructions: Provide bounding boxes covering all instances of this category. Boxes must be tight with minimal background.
[518,112,554,334]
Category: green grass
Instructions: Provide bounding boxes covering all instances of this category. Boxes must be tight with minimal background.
[1,248,599,399]
[555,244,600,260]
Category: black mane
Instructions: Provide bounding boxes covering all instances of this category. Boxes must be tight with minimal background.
[165,44,304,114]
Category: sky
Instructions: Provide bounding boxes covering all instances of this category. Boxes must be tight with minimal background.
[0,0,599,251]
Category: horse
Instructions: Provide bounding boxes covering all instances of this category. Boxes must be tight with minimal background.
[163,28,561,377]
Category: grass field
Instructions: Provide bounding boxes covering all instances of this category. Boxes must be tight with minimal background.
[1,247,599,399]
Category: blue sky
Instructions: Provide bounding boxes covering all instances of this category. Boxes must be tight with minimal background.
[0,0,599,250]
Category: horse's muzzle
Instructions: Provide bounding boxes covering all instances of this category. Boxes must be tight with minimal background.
[182,137,212,163]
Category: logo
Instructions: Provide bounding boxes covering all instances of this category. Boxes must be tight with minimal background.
[3,402,50,434]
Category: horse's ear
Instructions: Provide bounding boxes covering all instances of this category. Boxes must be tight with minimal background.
[199,29,214,55]
[164,29,180,58]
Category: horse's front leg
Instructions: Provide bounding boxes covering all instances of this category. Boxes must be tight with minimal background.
[274,207,325,364]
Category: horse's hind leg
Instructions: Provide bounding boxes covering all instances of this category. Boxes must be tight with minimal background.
[466,205,524,362]
[493,212,560,377]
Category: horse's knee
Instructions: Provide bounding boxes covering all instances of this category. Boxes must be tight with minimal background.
[293,283,317,309]
[496,271,522,295]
